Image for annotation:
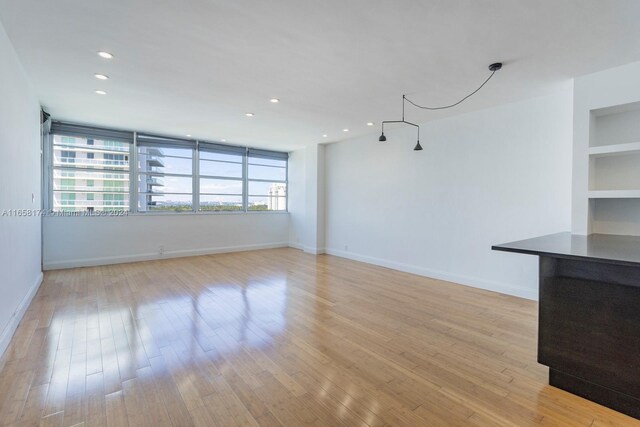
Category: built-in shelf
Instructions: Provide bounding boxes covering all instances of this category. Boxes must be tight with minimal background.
[588,190,640,199]
[587,103,640,235]
[589,141,640,157]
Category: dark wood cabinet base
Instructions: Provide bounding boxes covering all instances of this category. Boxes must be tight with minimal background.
[493,233,640,421]
[550,370,640,419]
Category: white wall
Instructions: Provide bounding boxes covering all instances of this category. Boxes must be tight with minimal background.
[302,144,326,254]
[288,145,328,254]
[43,213,289,269]
[0,21,42,355]
[288,148,306,248]
[323,87,574,300]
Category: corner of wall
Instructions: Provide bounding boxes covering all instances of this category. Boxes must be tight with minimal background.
[0,272,43,358]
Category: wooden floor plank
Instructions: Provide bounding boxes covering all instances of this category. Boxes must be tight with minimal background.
[0,248,637,426]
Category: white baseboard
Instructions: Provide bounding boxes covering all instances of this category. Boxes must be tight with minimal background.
[43,242,290,270]
[303,246,325,255]
[288,242,304,250]
[43,243,536,299]
[325,248,537,301]
[0,271,43,358]
[288,242,325,254]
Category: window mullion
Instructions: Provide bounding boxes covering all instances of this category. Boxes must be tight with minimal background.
[243,148,248,212]
[46,133,53,212]
[131,131,138,213]
[193,143,199,212]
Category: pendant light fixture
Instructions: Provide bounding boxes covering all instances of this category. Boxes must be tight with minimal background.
[379,62,502,151]
[379,94,421,149]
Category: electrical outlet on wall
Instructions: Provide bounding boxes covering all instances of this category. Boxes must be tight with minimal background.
[159,245,165,255]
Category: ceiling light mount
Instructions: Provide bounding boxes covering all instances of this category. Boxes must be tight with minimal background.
[379,62,503,150]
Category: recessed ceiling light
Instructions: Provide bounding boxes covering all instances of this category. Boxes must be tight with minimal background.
[322,134,328,138]
[343,128,349,132]
[245,112,254,117]
[186,134,192,138]
[97,51,113,59]
[94,73,109,80]
[95,90,107,95]
[221,139,227,142]
[367,122,374,126]
[270,98,280,103]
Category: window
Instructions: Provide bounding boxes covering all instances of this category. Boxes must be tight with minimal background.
[60,150,76,164]
[247,149,288,211]
[104,153,127,166]
[60,178,75,190]
[48,122,288,214]
[103,193,126,207]
[60,192,75,207]
[50,123,133,213]
[136,135,195,212]
[198,143,245,211]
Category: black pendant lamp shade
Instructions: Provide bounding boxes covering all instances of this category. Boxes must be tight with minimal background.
[414,140,423,151]
[379,132,387,142]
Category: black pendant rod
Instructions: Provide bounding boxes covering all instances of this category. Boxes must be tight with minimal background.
[381,119,419,129]
[380,119,419,137]
[402,95,405,121]
[380,119,420,150]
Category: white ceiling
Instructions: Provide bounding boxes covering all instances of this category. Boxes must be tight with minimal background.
[1,0,640,151]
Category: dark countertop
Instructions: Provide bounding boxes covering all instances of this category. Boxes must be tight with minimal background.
[492,232,640,267]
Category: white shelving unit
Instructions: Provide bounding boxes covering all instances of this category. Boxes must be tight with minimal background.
[588,141,640,157]
[588,190,640,199]
[572,62,640,236]
[586,102,640,235]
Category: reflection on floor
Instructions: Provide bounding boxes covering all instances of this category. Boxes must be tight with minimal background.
[0,248,637,426]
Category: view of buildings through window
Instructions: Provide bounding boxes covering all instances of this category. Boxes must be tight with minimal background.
[199,148,244,211]
[248,155,287,211]
[50,130,287,213]
[137,144,194,212]
[52,135,130,212]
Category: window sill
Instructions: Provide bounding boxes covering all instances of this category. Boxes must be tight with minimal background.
[137,210,289,216]
[46,210,289,218]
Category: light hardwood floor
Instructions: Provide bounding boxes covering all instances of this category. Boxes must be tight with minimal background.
[0,248,638,426]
